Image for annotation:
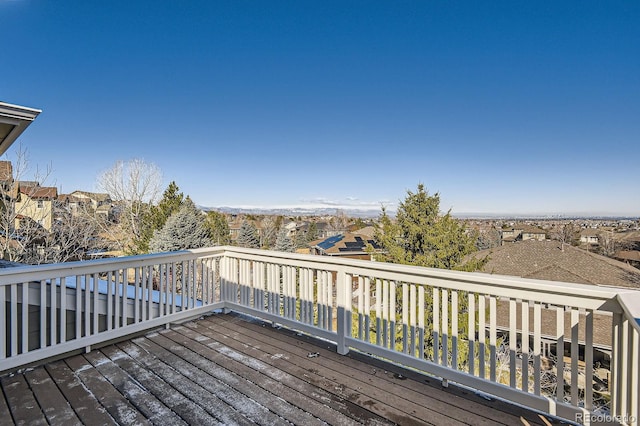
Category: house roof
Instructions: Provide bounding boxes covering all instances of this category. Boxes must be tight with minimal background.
[70,191,111,202]
[352,225,375,237]
[58,194,85,203]
[312,232,379,255]
[615,250,640,262]
[469,239,640,288]
[520,226,545,234]
[19,185,58,199]
[0,102,41,156]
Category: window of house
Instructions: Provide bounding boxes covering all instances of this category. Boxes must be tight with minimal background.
[37,200,44,208]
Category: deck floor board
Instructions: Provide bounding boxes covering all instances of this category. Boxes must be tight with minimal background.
[142,332,332,426]
[45,359,118,426]
[218,313,554,426]
[1,373,48,426]
[24,366,81,425]
[107,341,229,426]
[0,312,570,426]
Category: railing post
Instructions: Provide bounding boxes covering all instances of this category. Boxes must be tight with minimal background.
[221,254,231,314]
[336,268,350,355]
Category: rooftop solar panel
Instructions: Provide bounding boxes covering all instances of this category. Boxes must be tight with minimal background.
[316,234,344,250]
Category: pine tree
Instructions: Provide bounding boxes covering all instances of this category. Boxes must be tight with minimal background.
[236,220,260,249]
[274,227,294,252]
[149,199,212,252]
[368,184,488,366]
[294,229,308,249]
[305,222,318,242]
[131,181,184,254]
[371,184,484,271]
[205,210,231,245]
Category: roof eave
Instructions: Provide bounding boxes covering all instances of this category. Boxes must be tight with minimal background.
[0,102,42,156]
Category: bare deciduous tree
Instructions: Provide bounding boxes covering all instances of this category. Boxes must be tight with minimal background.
[598,230,618,257]
[476,228,502,250]
[552,222,577,252]
[0,146,55,262]
[328,209,350,234]
[96,159,162,251]
[27,201,108,264]
[260,215,278,248]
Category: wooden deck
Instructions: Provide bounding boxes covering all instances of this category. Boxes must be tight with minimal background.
[0,312,570,426]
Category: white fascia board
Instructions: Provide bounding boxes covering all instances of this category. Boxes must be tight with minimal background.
[0,102,42,156]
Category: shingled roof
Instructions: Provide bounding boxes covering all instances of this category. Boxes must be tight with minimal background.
[469,239,640,288]
[310,232,380,256]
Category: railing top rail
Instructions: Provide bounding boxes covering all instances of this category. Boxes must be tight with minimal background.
[0,247,226,285]
[1,245,635,311]
[221,246,626,303]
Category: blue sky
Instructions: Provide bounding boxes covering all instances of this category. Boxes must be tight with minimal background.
[2,1,639,216]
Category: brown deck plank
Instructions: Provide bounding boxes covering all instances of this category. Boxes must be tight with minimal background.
[45,360,117,426]
[24,366,81,425]
[188,316,442,425]
[110,340,251,426]
[218,313,555,426]
[1,373,48,426]
[0,378,14,425]
[153,327,368,426]
[344,347,562,426]
[135,332,323,426]
[183,315,445,426]
[83,349,187,425]
[100,344,224,426]
[65,354,151,426]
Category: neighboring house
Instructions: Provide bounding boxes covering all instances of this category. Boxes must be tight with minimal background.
[500,227,520,243]
[283,220,297,238]
[471,239,640,287]
[0,160,13,193]
[14,183,58,231]
[580,229,600,245]
[467,239,640,363]
[67,190,114,220]
[500,226,546,244]
[309,231,380,260]
[520,225,546,241]
[69,190,112,209]
[300,219,341,239]
[57,193,88,215]
[614,250,640,269]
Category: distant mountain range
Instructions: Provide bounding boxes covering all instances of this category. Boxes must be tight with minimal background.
[200,205,638,220]
[200,206,382,218]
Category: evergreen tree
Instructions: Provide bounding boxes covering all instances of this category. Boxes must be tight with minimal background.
[205,210,231,245]
[131,181,184,254]
[371,184,484,271]
[149,199,212,252]
[274,227,294,252]
[294,229,307,249]
[236,220,260,249]
[305,222,318,242]
[368,184,489,367]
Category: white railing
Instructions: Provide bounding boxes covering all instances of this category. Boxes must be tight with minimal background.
[0,248,226,373]
[2,246,639,425]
